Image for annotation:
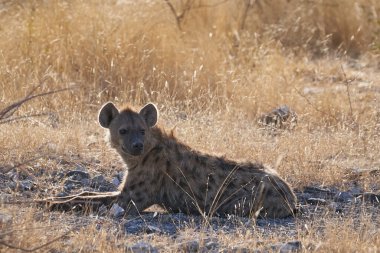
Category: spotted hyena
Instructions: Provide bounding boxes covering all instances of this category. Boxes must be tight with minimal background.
[97,102,297,218]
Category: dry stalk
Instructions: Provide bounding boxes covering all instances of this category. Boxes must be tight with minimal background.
[240,0,254,30]
[163,0,231,31]
[340,65,354,123]
[163,0,193,31]
[0,86,73,124]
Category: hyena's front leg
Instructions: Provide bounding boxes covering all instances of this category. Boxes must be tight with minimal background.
[117,185,154,216]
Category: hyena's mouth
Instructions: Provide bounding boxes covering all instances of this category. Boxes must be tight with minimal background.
[121,145,129,154]
[121,145,143,156]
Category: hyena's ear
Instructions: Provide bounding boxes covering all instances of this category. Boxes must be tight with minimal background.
[139,103,158,127]
[98,102,119,128]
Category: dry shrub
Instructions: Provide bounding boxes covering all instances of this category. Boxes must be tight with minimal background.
[243,0,380,57]
[1,0,378,121]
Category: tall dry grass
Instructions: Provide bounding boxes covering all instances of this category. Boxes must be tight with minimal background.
[0,1,379,251]
[0,0,379,122]
[0,0,379,196]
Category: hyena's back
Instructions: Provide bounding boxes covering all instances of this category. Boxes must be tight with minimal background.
[200,159,297,218]
[160,144,296,218]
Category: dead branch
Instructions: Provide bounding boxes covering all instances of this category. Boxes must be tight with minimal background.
[163,0,191,31]
[0,86,73,123]
[240,0,254,30]
[0,113,52,125]
[163,0,231,31]
[39,191,121,204]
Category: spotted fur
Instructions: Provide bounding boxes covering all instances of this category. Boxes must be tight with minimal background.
[99,102,297,218]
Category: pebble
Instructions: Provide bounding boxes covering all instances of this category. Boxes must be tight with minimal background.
[111,177,120,187]
[19,180,34,191]
[65,170,90,179]
[63,179,84,192]
[306,198,327,205]
[91,175,116,191]
[91,175,106,186]
[204,240,219,251]
[109,203,125,218]
[116,172,125,182]
[145,225,162,234]
[334,191,354,203]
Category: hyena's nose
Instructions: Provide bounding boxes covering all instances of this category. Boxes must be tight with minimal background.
[132,142,143,152]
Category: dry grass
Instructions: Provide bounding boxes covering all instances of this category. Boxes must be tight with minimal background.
[1,0,380,252]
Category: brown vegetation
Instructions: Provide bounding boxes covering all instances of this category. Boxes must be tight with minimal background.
[1,0,379,252]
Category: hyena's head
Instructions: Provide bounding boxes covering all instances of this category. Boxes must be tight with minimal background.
[98,102,158,156]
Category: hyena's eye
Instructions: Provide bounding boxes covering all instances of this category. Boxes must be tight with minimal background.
[140,129,145,135]
[119,128,128,135]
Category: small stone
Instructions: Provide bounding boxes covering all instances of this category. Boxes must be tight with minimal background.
[306,198,327,205]
[125,242,158,253]
[334,191,354,203]
[116,172,125,181]
[258,105,298,130]
[145,225,162,234]
[66,170,90,180]
[109,203,125,218]
[91,175,117,191]
[111,177,120,187]
[204,241,219,251]
[63,179,83,192]
[19,180,34,191]
[91,175,106,186]
[348,186,363,196]
[81,178,91,186]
